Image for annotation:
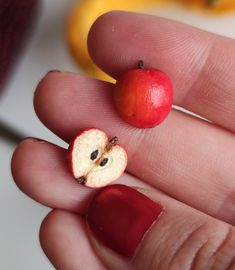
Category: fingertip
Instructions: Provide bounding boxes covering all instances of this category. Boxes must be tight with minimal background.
[39,209,70,269]
[88,11,137,78]
[33,69,120,142]
[33,71,80,142]
[88,10,118,48]
[39,209,53,246]
[33,71,64,123]
[39,210,105,270]
[11,138,75,209]
[11,138,40,190]
[34,71,80,111]
[39,209,63,248]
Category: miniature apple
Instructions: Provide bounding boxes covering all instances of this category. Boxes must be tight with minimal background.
[68,128,127,188]
[113,60,173,128]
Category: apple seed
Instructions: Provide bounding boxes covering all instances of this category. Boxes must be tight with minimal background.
[90,149,99,160]
[99,158,109,167]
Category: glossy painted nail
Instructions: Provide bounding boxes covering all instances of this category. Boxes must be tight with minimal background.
[86,184,164,257]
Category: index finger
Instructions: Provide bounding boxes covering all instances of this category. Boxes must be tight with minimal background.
[88,11,235,132]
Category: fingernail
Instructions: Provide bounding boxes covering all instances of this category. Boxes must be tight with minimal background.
[47,70,61,74]
[23,137,45,143]
[86,184,164,257]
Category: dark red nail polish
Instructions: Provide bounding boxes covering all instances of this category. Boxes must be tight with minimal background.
[86,184,164,257]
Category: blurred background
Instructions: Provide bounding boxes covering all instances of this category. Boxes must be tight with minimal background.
[0,0,235,269]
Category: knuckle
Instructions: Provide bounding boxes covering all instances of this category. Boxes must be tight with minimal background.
[135,219,209,270]
[166,223,209,270]
[167,224,235,270]
[140,220,235,270]
[209,226,235,270]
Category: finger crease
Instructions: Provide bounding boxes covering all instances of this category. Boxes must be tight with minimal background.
[166,224,206,270]
[179,38,215,111]
[210,227,235,270]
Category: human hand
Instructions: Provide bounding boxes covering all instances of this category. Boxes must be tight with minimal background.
[11,11,235,270]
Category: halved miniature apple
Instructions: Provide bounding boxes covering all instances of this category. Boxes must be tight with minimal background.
[68,128,127,188]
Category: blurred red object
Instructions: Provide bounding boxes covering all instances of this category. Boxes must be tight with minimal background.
[0,0,40,95]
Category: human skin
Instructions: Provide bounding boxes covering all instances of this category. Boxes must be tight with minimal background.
[11,11,235,270]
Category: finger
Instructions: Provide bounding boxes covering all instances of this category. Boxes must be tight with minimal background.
[40,210,106,270]
[86,185,235,270]
[34,72,235,224]
[11,138,93,213]
[11,138,151,214]
[88,11,235,132]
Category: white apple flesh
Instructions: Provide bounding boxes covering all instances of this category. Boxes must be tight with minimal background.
[68,129,127,188]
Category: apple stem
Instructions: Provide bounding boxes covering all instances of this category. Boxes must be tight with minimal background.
[77,176,86,185]
[206,0,218,6]
[138,60,144,69]
[106,137,118,151]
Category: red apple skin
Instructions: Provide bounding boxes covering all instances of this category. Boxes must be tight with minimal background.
[67,128,90,178]
[113,69,173,128]
[67,134,78,179]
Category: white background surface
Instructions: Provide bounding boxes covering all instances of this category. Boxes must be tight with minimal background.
[0,1,235,269]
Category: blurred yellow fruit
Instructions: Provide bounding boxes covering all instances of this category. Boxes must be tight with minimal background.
[180,0,235,12]
[67,0,235,83]
[67,0,158,83]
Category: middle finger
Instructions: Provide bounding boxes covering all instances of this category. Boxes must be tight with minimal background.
[34,72,235,223]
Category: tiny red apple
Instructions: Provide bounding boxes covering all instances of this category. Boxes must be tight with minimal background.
[113,60,173,128]
[67,128,127,188]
